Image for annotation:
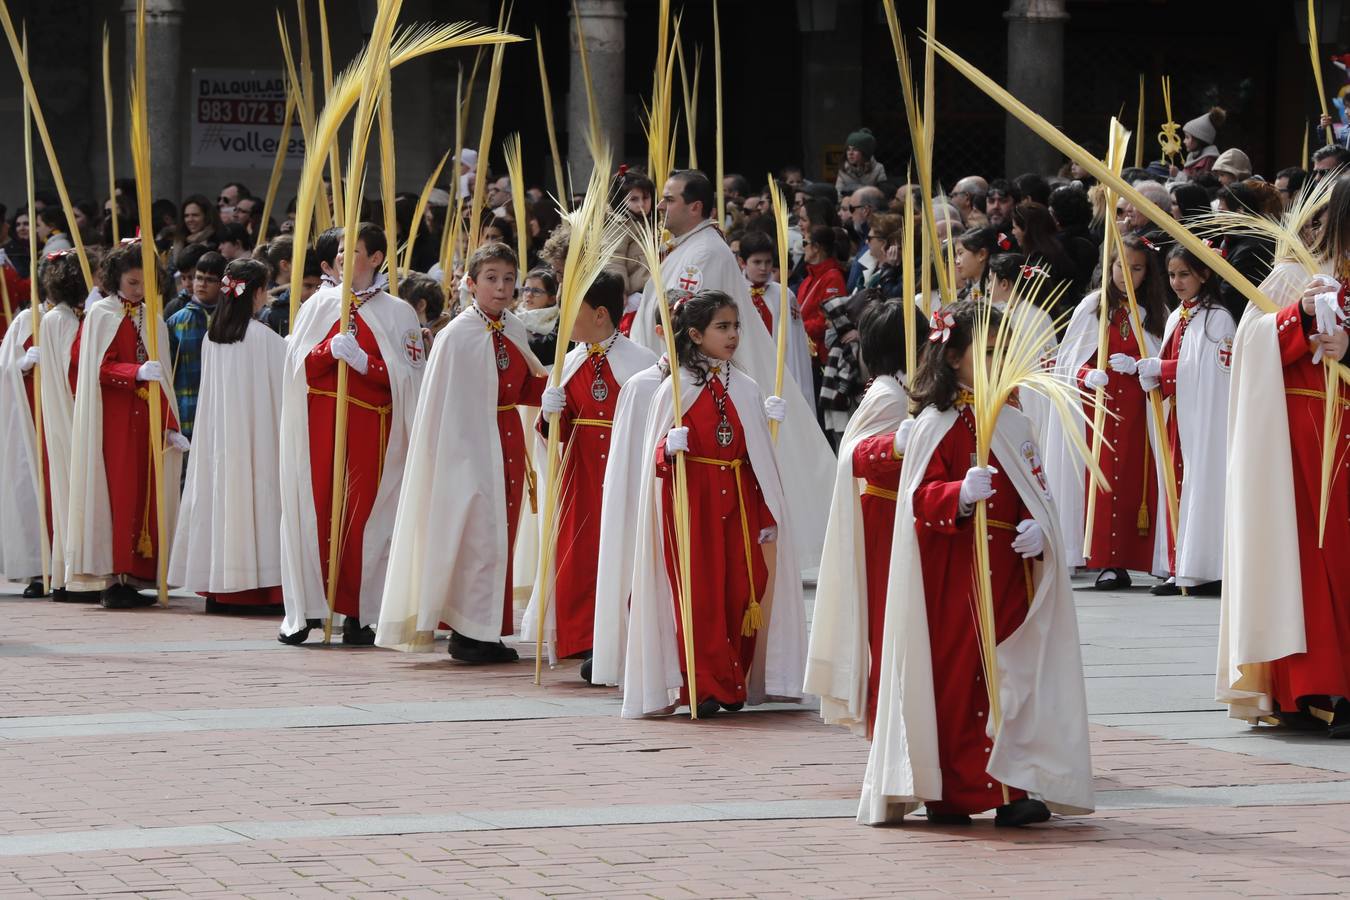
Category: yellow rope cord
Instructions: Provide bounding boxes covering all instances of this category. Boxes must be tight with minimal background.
[686,454,763,637]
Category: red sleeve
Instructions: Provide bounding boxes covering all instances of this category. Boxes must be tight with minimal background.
[852,432,902,479]
[362,346,392,388]
[912,441,969,536]
[1076,360,1097,387]
[305,334,338,381]
[519,372,550,407]
[2,267,29,318]
[654,436,672,478]
[1276,301,1313,367]
[1158,358,1179,399]
[99,348,143,391]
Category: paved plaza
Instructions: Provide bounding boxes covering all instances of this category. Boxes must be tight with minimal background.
[3,576,1350,898]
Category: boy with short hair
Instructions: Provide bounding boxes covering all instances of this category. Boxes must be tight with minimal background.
[736,231,814,411]
[166,251,226,440]
[277,222,424,645]
[378,242,551,663]
[523,270,657,678]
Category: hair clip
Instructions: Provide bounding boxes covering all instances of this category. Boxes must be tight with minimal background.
[928,309,956,345]
[1138,235,1162,252]
[1021,264,1047,279]
[220,275,247,297]
[997,233,1012,251]
[45,248,74,261]
[1201,237,1228,259]
[120,236,141,246]
[617,163,629,178]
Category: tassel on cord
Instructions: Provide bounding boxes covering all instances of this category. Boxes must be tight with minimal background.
[1137,433,1151,534]
[136,438,154,559]
[741,598,764,638]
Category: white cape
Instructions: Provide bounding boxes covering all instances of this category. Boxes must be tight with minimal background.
[859,404,1094,823]
[590,361,667,688]
[0,307,43,580]
[755,280,815,413]
[1042,291,1164,571]
[278,287,423,634]
[633,219,835,568]
[521,333,658,658]
[621,364,807,717]
[803,374,907,735]
[168,321,286,592]
[66,296,183,583]
[1153,304,1235,586]
[1217,261,1319,721]
[38,305,92,591]
[376,306,546,650]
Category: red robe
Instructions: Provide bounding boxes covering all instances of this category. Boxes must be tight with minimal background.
[0,266,31,343]
[305,309,393,621]
[655,379,775,707]
[852,431,901,736]
[1078,305,1157,572]
[544,353,620,658]
[748,283,774,333]
[1156,303,1196,574]
[1269,301,1350,709]
[912,405,1032,815]
[494,333,548,635]
[100,309,178,581]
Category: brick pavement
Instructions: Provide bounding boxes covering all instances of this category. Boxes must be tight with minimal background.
[4,588,1350,897]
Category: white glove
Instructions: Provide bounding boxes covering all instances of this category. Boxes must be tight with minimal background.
[165,431,190,453]
[1083,369,1110,390]
[894,418,915,457]
[1108,352,1138,375]
[1011,518,1044,558]
[1134,357,1163,380]
[18,345,40,372]
[757,526,778,544]
[136,360,163,382]
[625,292,643,313]
[959,465,998,508]
[540,385,567,416]
[763,395,787,422]
[1314,289,1347,337]
[665,426,690,456]
[330,332,369,375]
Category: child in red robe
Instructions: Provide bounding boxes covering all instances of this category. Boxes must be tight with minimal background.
[529,271,657,677]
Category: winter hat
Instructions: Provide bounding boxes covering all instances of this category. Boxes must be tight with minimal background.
[1181,107,1226,146]
[1212,148,1252,180]
[845,127,877,158]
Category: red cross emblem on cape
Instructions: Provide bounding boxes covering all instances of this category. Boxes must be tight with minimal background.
[677,264,702,293]
[402,328,426,367]
[1216,336,1233,372]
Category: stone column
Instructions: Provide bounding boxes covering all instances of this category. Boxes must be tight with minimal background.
[122,0,183,203]
[1004,0,1068,177]
[567,0,625,185]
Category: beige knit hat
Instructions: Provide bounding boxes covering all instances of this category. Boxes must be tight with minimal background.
[1212,148,1252,180]
[1182,106,1226,145]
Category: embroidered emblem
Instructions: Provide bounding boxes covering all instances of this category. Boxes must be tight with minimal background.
[1022,440,1049,494]
[676,264,702,293]
[1216,335,1233,373]
[402,328,426,367]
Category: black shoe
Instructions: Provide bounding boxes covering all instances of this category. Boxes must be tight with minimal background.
[204,597,224,615]
[579,653,594,684]
[995,798,1051,828]
[101,584,150,609]
[447,630,519,663]
[23,579,46,598]
[277,618,323,646]
[695,698,721,719]
[50,588,67,602]
[1093,569,1132,591]
[1150,580,1181,596]
[1329,699,1350,739]
[721,701,745,712]
[341,617,376,646]
[925,810,972,826]
[1189,580,1222,597]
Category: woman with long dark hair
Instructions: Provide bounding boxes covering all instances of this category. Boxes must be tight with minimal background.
[169,257,287,613]
[1011,202,1076,296]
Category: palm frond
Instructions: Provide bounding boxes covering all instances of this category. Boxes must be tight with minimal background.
[402,146,452,274]
[503,133,530,272]
[535,28,568,211]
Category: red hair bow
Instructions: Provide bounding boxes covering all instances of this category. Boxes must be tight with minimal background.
[1021,264,1046,279]
[220,275,248,297]
[997,233,1012,250]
